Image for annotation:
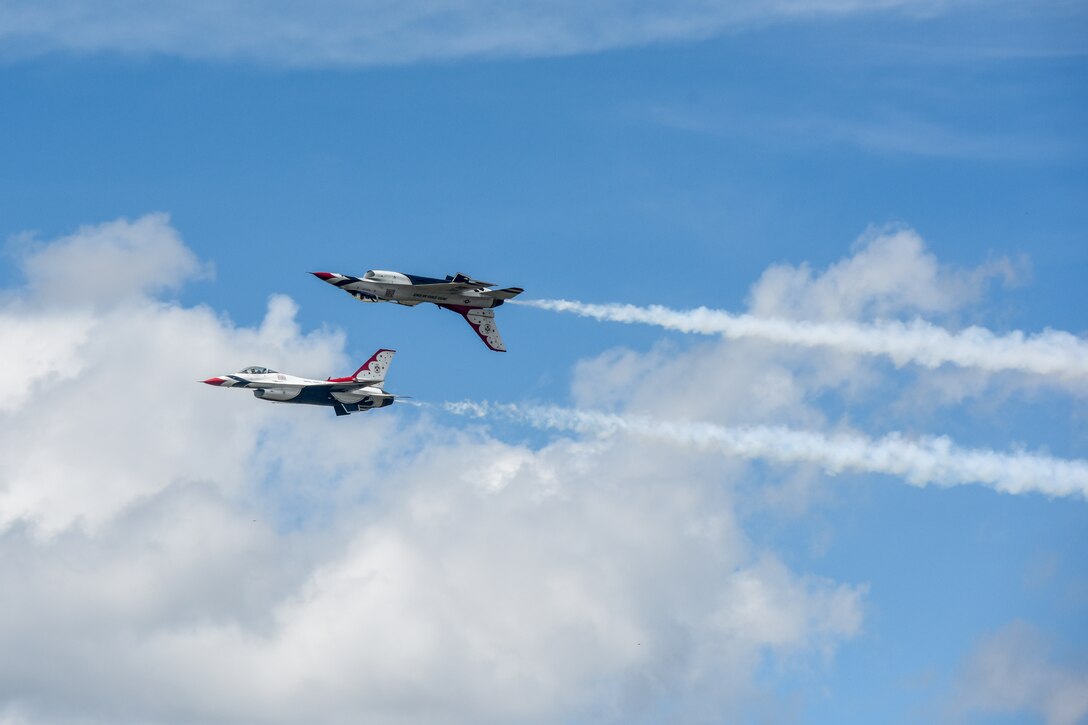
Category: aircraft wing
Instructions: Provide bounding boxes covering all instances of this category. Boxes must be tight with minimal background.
[439,304,506,352]
[225,377,369,391]
[409,282,482,294]
[309,381,375,390]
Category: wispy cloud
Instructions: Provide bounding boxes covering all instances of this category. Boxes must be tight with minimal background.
[646,106,1082,162]
[953,621,1088,725]
[789,113,1081,161]
[0,0,979,66]
[446,401,1088,498]
[515,298,1088,381]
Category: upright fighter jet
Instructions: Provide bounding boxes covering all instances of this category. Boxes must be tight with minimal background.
[311,270,523,352]
[201,349,398,417]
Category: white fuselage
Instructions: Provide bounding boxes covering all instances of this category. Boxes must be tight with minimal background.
[322,270,499,308]
[204,370,391,409]
[312,270,523,352]
[202,350,399,416]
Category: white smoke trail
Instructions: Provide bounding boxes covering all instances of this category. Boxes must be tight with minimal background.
[445,401,1088,499]
[514,299,1088,379]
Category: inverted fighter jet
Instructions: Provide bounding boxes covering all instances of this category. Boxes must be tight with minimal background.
[311,270,523,352]
[201,349,398,417]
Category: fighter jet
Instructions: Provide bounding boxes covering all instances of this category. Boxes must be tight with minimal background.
[311,270,523,352]
[201,349,399,417]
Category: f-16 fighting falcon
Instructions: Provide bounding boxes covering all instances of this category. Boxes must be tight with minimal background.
[311,270,524,352]
[201,349,398,417]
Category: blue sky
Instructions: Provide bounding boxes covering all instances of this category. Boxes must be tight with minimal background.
[1,2,1086,723]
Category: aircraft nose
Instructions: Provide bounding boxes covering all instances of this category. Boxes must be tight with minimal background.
[311,272,336,282]
[201,377,227,386]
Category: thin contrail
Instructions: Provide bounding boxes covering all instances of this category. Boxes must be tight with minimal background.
[445,401,1088,499]
[513,299,1088,379]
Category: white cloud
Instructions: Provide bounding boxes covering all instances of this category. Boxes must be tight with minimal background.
[0,0,973,66]
[747,226,1022,322]
[0,215,343,533]
[4,213,1080,724]
[650,105,1082,162]
[13,213,208,308]
[0,215,865,723]
[954,621,1088,725]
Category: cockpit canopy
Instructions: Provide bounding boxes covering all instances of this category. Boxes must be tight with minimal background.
[363,270,413,285]
[239,366,277,375]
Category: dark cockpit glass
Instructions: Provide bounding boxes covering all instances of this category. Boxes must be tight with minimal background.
[239,366,277,374]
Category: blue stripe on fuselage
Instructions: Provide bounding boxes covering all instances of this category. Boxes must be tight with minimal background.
[268,386,392,412]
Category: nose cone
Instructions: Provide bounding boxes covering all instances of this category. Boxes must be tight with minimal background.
[201,377,227,386]
[311,272,336,282]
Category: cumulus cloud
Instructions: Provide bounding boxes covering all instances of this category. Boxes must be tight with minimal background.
[0,214,341,534]
[12,213,209,307]
[0,215,866,723]
[0,0,971,66]
[953,621,1088,725]
[746,226,1023,321]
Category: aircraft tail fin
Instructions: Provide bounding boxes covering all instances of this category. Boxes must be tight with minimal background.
[328,349,396,385]
[352,348,395,383]
[438,305,506,352]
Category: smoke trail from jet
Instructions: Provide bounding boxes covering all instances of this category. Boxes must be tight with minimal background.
[513,299,1088,379]
[444,401,1088,499]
